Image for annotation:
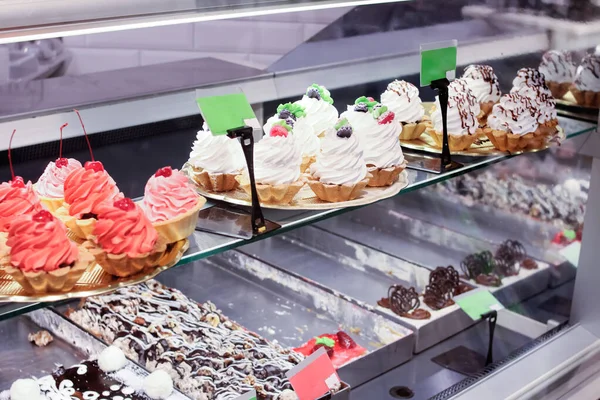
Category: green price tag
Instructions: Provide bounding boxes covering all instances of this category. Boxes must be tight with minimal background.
[234,390,257,400]
[420,40,458,87]
[560,241,581,268]
[196,93,258,136]
[455,289,503,320]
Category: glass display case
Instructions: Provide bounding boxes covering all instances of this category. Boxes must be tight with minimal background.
[1,1,599,399]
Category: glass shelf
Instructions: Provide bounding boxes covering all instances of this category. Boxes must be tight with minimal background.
[0,115,594,321]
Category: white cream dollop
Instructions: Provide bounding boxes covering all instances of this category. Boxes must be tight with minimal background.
[98,345,127,372]
[380,80,425,123]
[342,106,404,168]
[539,50,576,83]
[264,117,319,157]
[144,369,173,400]
[277,389,299,400]
[254,133,301,185]
[294,95,338,135]
[574,54,600,91]
[431,79,480,136]
[310,127,367,185]
[10,379,41,400]
[462,65,501,103]
[487,93,539,136]
[189,123,245,174]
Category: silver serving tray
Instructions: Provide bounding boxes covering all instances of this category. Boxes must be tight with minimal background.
[240,226,477,353]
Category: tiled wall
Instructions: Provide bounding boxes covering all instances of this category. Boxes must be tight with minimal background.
[63,9,351,75]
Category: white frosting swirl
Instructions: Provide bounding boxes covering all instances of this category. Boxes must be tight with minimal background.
[342,107,404,168]
[380,80,425,123]
[294,95,338,135]
[488,93,539,136]
[539,50,576,83]
[574,54,600,91]
[512,68,547,91]
[254,134,301,185]
[462,65,501,103]
[310,129,367,185]
[36,158,82,198]
[264,117,319,157]
[431,79,480,136]
[189,123,245,174]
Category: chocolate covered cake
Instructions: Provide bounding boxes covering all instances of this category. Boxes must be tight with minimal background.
[67,280,302,400]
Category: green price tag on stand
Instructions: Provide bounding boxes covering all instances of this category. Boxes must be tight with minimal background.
[196,93,259,136]
[455,289,503,320]
[234,390,257,400]
[420,40,458,87]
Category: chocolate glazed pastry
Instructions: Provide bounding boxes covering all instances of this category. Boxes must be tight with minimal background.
[461,251,502,287]
[424,266,463,310]
[378,285,431,320]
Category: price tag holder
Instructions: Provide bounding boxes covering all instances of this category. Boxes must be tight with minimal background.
[233,390,257,400]
[196,92,260,136]
[455,288,504,320]
[560,241,581,267]
[286,347,340,400]
[420,40,458,87]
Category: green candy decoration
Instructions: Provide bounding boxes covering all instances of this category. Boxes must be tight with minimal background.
[310,84,334,105]
[277,102,307,118]
[563,229,576,240]
[315,336,335,348]
[273,120,292,132]
[354,96,378,111]
[372,105,389,119]
[334,118,350,131]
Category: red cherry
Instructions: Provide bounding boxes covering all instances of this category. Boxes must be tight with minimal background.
[55,158,69,168]
[84,161,104,172]
[10,176,25,188]
[155,166,173,178]
[33,210,54,223]
[270,125,288,138]
[114,198,136,212]
[336,331,357,349]
[367,97,375,102]
[377,111,395,125]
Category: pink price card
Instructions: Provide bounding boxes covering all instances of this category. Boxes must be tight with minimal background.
[286,347,341,400]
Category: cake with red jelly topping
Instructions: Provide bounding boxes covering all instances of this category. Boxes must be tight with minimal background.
[142,166,205,244]
[2,209,93,293]
[85,197,165,277]
[294,331,366,369]
[56,161,122,240]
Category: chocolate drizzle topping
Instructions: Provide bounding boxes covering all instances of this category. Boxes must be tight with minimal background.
[461,251,503,287]
[378,285,431,320]
[464,64,500,95]
[68,281,301,400]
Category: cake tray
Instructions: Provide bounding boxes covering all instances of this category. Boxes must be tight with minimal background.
[183,164,409,210]
[0,239,189,303]
[400,126,564,157]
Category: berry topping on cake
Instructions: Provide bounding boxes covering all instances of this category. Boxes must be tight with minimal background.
[336,125,353,138]
[337,331,357,349]
[84,161,104,172]
[114,197,136,211]
[377,111,395,125]
[354,96,378,111]
[55,158,69,168]
[154,166,173,178]
[270,125,288,137]
[312,336,335,357]
[10,176,25,188]
[285,117,296,127]
[306,87,321,100]
[278,109,293,120]
[270,120,292,137]
[306,84,334,104]
[354,103,369,113]
[32,210,54,224]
